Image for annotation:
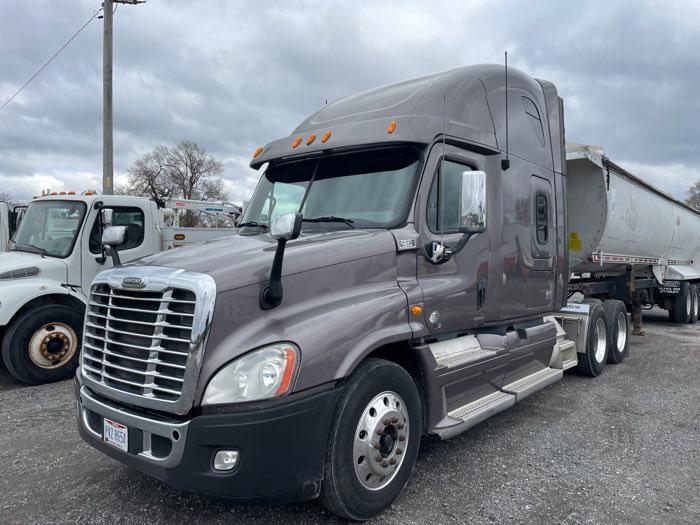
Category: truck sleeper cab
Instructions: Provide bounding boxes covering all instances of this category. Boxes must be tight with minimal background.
[76,65,627,520]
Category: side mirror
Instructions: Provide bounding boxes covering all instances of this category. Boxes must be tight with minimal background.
[270,212,302,241]
[458,170,487,233]
[101,208,114,227]
[101,225,126,267]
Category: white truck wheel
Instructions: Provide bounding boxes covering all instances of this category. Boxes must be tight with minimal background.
[1,305,83,385]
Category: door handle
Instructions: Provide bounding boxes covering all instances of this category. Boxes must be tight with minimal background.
[477,278,487,309]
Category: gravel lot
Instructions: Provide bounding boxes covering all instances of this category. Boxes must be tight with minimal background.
[0,308,698,524]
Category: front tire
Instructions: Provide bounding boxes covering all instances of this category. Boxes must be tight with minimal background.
[320,359,422,521]
[1,305,83,385]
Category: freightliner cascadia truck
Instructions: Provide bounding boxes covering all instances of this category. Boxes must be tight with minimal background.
[75,65,700,520]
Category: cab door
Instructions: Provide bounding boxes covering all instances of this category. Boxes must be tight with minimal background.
[415,143,492,333]
[80,204,153,297]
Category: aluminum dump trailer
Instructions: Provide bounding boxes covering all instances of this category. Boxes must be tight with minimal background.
[566,143,700,325]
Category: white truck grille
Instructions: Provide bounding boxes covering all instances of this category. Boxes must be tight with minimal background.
[82,283,197,401]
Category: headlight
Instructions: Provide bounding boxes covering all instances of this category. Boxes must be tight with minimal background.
[201,343,298,405]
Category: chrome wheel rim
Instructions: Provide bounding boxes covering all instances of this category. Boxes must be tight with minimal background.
[28,322,78,369]
[687,292,692,316]
[353,391,409,491]
[693,290,699,319]
[594,317,607,363]
[616,312,627,351]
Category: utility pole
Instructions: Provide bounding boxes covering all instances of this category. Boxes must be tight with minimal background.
[102,0,145,195]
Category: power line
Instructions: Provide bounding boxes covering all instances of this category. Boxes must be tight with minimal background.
[0,6,103,111]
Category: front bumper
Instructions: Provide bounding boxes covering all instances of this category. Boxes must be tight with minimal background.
[76,379,343,504]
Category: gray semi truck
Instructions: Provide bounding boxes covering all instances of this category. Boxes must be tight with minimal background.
[75,65,700,520]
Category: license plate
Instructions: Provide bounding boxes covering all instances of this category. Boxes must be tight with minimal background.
[103,418,128,452]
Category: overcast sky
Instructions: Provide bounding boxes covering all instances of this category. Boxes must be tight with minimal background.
[1,0,699,204]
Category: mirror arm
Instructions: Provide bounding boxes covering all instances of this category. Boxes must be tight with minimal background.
[106,245,122,267]
[260,238,287,310]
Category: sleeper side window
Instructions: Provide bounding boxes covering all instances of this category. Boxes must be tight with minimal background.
[535,193,548,244]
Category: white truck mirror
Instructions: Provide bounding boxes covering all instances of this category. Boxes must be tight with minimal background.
[102,225,126,247]
[101,208,114,226]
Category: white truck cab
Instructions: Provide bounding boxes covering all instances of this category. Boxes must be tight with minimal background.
[0,193,240,384]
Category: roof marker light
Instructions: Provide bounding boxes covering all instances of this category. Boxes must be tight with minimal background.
[67,191,75,195]
[306,133,317,145]
[253,146,264,158]
[292,136,303,148]
[59,192,66,195]
[322,130,331,143]
[387,120,397,134]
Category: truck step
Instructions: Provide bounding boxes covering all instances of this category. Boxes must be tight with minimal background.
[501,367,563,402]
[438,391,515,439]
[435,348,497,368]
[429,335,496,368]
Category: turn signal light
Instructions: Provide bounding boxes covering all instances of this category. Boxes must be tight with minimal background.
[276,346,297,396]
[387,120,397,134]
[306,133,317,145]
[411,305,423,316]
[253,146,264,158]
[292,136,303,148]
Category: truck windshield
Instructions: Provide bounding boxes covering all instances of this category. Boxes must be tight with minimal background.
[11,200,87,258]
[242,147,420,230]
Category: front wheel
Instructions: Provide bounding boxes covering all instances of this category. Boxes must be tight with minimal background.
[320,359,422,521]
[1,305,83,385]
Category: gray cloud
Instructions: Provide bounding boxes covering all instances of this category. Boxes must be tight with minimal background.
[1,0,699,203]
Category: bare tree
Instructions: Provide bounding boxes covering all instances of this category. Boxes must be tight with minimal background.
[0,191,20,207]
[122,141,228,226]
[686,180,700,211]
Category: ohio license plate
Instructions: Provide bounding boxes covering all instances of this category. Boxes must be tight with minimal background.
[103,418,128,452]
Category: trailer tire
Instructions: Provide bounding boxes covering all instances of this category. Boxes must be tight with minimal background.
[320,358,421,521]
[573,302,609,377]
[1,305,82,385]
[689,285,698,324]
[603,300,629,364]
[669,282,693,324]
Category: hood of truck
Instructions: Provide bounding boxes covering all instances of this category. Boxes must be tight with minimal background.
[0,251,68,282]
[137,229,398,292]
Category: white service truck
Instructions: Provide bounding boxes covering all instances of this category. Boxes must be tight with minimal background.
[0,193,240,384]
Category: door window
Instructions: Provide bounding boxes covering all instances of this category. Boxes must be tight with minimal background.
[89,207,145,253]
[427,160,485,233]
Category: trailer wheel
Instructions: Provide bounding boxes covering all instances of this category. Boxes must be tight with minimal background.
[603,300,629,364]
[1,305,82,385]
[689,285,699,324]
[320,358,421,521]
[573,302,609,377]
[669,282,693,324]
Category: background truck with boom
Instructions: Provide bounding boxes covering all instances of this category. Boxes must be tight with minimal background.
[75,64,700,520]
[0,194,240,385]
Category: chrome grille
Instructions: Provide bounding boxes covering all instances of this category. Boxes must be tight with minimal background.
[82,283,197,401]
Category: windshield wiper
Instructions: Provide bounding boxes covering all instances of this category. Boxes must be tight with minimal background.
[238,221,269,230]
[11,243,48,257]
[303,216,356,229]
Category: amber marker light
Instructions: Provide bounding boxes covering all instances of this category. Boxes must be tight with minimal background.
[253,146,264,158]
[411,305,423,316]
[387,120,397,134]
[174,234,186,241]
[292,136,303,148]
[306,133,317,145]
[322,130,332,143]
[275,346,297,396]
